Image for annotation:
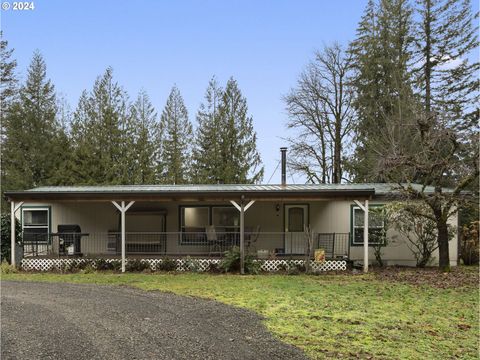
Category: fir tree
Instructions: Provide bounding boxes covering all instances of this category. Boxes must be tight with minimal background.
[192,77,224,183]
[130,90,158,184]
[2,51,66,190]
[159,85,193,184]
[413,0,479,130]
[0,32,17,111]
[70,68,130,184]
[349,0,416,181]
[217,78,263,184]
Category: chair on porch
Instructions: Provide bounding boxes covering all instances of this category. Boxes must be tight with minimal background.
[206,225,223,256]
[245,225,261,255]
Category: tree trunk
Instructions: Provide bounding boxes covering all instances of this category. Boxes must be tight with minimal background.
[333,121,342,184]
[437,218,450,271]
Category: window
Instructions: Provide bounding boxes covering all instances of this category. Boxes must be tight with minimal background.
[22,208,50,243]
[180,207,209,244]
[180,205,240,244]
[351,205,385,245]
[212,207,239,229]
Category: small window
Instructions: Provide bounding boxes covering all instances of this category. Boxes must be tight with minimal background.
[22,208,50,243]
[352,206,385,245]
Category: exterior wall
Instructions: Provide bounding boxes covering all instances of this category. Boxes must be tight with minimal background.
[16,198,458,266]
[309,200,458,266]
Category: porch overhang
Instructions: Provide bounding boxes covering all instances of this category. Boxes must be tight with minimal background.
[4,186,375,202]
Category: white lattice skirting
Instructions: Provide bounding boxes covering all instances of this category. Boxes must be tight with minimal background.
[21,258,347,272]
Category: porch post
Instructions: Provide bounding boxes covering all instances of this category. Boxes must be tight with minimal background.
[112,201,135,273]
[10,201,24,267]
[363,200,369,273]
[11,201,15,267]
[240,200,245,275]
[121,201,126,273]
[230,199,255,275]
[354,199,369,273]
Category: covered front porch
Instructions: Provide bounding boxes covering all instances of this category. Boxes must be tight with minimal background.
[8,184,374,273]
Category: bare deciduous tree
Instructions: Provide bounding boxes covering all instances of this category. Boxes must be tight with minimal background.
[284,43,355,183]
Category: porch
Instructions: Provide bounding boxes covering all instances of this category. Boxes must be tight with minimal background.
[7,184,375,273]
[21,231,351,260]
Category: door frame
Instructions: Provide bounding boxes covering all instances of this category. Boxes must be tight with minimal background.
[283,203,310,254]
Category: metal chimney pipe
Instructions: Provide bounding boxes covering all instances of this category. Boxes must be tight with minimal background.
[280,147,287,185]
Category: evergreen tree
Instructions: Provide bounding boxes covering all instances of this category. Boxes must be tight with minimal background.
[413,0,479,130]
[0,32,17,112]
[0,34,18,211]
[349,0,416,181]
[2,51,66,190]
[159,85,193,184]
[192,77,224,183]
[70,68,130,184]
[217,78,263,184]
[130,90,158,184]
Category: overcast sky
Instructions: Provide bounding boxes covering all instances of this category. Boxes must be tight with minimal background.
[0,0,435,183]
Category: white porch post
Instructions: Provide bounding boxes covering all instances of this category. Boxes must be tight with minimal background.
[10,201,23,267]
[354,199,369,273]
[11,201,15,267]
[363,200,369,273]
[240,201,245,274]
[112,201,135,273]
[230,199,255,275]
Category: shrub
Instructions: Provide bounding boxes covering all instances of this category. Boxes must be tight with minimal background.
[81,264,96,274]
[0,260,17,274]
[158,257,177,272]
[184,256,201,272]
[388,203,455,267]
[461,221,479,265]
[126,259,151,272]
[287,267,301,275]
[206,261,222,273]
[220,247,261,274]
[1,214,21,264]
[53,262,68,273]
[94,259,122,271]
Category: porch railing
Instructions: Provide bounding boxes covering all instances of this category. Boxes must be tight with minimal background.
[20,231,351,259]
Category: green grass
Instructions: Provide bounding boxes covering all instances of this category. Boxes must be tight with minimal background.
[2,271,478,359]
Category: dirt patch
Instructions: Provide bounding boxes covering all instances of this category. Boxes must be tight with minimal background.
[371,266,479,289]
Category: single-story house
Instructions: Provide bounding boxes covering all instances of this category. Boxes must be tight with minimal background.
[5,182,459,272]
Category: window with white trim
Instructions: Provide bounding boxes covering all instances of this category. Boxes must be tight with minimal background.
[352,206,385,245]
[22,208,50,243]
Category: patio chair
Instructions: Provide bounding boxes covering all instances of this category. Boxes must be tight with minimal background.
[206,225,223,256]
[246,225,261,255]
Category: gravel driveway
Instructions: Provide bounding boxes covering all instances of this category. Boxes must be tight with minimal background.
[1,281,307,360]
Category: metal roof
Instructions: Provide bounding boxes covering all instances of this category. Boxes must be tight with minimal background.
[3,183,444,202]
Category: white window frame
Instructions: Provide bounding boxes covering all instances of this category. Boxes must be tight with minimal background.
[352,205,385,245]
[22,207,50,243]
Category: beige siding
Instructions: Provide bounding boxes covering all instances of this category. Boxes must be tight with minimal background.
[16,199,458,266]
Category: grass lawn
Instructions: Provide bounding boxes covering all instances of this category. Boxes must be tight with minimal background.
[2,268,478,359]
